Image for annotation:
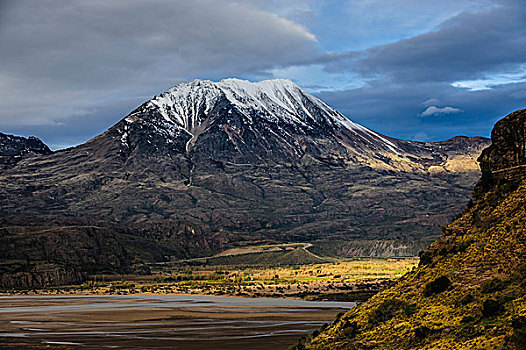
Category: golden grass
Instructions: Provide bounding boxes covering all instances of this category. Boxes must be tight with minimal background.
[3,258,418,299]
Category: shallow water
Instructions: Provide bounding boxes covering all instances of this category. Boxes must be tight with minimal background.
[0,294,354,349]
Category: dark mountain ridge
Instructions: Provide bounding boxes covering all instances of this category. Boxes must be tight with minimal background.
[0,132,51,169]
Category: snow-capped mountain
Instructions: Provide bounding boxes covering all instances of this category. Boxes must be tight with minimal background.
[115,78,434,171]
[0,78,491,257]
[139,78,398,153]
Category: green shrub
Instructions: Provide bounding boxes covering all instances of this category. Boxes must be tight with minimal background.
[369,298,416,325]
[460,315,475,323]
[423,276,451,297]
[334,311,345,321]
[481,278,504,293]
[482,298,504,317]
[341,320,359,338]
[458,293,474,305]
[414,326,431,339]
[511,316,526,347]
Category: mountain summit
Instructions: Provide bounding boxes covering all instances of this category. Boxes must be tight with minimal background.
[0,79,490,259]
[115,78,408,171]
[107,78,486,174]
[136,78,398,154]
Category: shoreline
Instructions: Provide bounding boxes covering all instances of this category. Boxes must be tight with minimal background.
[0,278,390,303]
[0,258,416,305]
[0,287,378,302]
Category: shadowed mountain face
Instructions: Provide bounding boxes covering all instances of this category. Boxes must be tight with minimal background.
[0,79,490,260]
[297,109,526,350]
[0,216,219,289]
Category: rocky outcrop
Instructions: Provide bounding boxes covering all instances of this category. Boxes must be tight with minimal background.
[0,132,51,169]
[328,239,432,258]
[0,216,218,289]
[479,109,526,172]
[0,263,84,289]
[477,109,526,193]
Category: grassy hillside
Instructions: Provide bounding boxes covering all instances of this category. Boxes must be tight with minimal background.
[295,109,526,349]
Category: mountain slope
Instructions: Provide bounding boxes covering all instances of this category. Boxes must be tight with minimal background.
[0,79,489,258]
[297,109,526,349]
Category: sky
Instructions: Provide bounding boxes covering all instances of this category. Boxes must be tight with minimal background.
[0,0,525,149]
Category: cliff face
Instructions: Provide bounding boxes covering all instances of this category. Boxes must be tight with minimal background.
[0,263,85,290]
[297,109,526,349]
[477,109,526,193]
[479,110,526,173]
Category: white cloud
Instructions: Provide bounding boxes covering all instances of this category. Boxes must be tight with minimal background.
[421,98,441,107]
[452,64,526,91]
[420,106,463,117]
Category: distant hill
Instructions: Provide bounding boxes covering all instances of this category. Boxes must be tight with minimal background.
[296,109,526,349]
[0,216,216,289]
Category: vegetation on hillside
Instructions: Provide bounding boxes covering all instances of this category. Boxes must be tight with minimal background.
[1,258,417,302]
[294,109,526,349]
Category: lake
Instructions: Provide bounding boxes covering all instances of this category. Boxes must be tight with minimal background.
[0,294,354,349]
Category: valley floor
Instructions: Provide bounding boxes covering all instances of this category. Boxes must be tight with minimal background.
[1,258,418,302]
[0,294,352,350]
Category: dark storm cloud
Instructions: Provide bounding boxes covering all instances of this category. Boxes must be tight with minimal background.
[0,0,318,147]
[319,2,526,82]
[313,1,526,141]
[0,1,317,85]
[0,0,524,147]
[353,4,526,82]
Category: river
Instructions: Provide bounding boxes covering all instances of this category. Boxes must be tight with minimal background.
[0,294,354,349]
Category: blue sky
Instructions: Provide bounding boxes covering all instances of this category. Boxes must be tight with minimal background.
[0,0,524,149]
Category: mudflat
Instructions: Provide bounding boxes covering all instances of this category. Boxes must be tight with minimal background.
[0,294,353,349]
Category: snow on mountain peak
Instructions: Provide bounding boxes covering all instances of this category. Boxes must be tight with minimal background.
[146,78,328,127]
[135,78,399,153]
